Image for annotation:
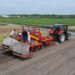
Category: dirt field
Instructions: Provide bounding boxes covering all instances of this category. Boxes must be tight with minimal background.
[0,25,75,75]
[0,36,75,75]
[0,25,21,34]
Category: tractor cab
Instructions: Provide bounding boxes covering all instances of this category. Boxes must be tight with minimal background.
[50,24,65,34]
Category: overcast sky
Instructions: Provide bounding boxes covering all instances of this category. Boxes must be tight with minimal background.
[0,0,75,15]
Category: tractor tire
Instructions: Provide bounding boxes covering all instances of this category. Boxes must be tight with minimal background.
[66,33,71,41]
[58,34,65,43]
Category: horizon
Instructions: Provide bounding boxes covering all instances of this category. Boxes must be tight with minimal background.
[1,13,75,16]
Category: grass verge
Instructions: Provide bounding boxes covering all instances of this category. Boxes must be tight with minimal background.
[0,33,8,45]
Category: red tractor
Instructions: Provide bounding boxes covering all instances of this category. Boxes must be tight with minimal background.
[49,24,71,43]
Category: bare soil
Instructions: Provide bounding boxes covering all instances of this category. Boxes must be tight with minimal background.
[0,38,75,75]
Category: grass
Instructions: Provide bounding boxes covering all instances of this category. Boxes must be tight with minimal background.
[0,33,8,45]
[69,29,75,32]
[0,17,75,26]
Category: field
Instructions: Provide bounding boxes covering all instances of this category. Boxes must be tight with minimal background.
[0,37,75,75]
[0,26,22,44]
[0,21,75,75]
[0,17,75,26]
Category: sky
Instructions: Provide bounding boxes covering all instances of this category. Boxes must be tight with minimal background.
[0,0,75,15]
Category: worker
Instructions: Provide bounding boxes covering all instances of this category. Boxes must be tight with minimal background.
[10,29,16,38]
[22,26,31,43]
[17,32,23,41]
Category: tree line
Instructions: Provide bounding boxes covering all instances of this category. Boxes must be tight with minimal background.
[1,14,75,18]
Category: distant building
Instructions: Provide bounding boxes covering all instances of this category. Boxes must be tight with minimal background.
[1,15,9,18]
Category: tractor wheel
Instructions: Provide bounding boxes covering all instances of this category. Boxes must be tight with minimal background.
[38,45,43,50]
[58,34,65,43]
[66,33,71,41]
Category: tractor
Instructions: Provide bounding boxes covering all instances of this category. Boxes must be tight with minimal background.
[49,24,71,43]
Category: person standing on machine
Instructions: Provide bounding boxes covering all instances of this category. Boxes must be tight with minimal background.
[10,29,16,38]
[22,26,31,43]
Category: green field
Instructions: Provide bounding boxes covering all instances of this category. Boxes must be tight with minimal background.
[0,17,75,26]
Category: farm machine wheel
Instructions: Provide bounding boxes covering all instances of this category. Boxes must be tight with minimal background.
[66,33,71,41]
[58,34,65,43]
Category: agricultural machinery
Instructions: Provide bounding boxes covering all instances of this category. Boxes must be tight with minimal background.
[2,27,54,59]
[49,24,71,43]
[1,24,71,59]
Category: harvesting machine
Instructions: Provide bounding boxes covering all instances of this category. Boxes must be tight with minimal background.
[2,27,54,59]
